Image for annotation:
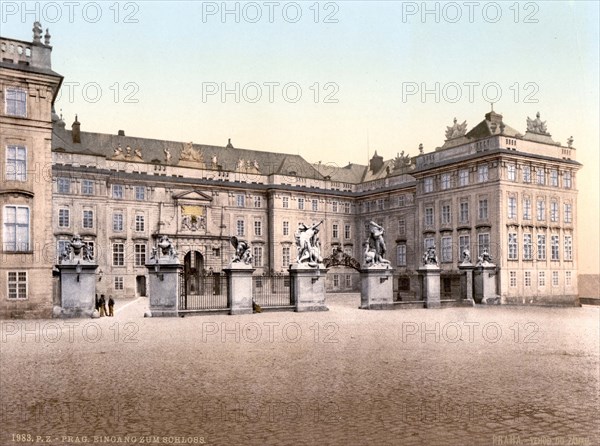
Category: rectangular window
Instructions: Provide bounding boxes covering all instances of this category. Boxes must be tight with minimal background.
[282,221,289,236]
[254,196,261,208]
[507,164,516,181]
[398,219,406,236]
[550,201,559,222]
[312,199,318,211]
[478,233,490,257]
[298,198,304,210]
[509,271,517,287]
[398,195,405,207]
[57,178,71,194]
[441,204,451,225]
[523,234,532,260]
[112,184,124,199]
[522,166,531,183]
[424,207,434,226]
[135,186,145,201]
[345,274,352,288]
[82,210,94,229]
[523,198,531,220]
[282,197,289,208]
[344,224,351,239]
[550,169,558,187]
[3,206,29,252]
[508,233,518,260]
[479,199,488,220]
[114,277,124,290]
[565,271,572,286]
[7,271,27,299]
[332,224,339,239]
[564,204,572,224]
[332,201,338,212]
[441,173,451,190]
[58,208,70,228]
[460,201,469,223]
[537,168,545,185]
[344,203,350,214]
[524,271,531,287]
[135,214,145,232]
[551,235,559,261]
[537,199,545,221]
[424,237,435,249]
[564,235,573,261]
[377,199,384,211]
[253,246,263,267]
[236,195,245,207]
[135,244,146,267]
[396,244,406,266]
[113,213,124,232]
[552,271,559,287]
[538,271,546,287]
[82,180,94,195]
[441,236,452,262]
[537,235,546,260]
[424,177,434,193]
[5,87,27,117]
[282,247,290,267]
[332,274,340,288]
[478,165,488,183]
[508,196,517,219]
[113,243,125,266]
[6,145,26,181]
[236,219,245,236]
[563,171,572,189]
[254,220,262,236]
[459,235,470,259]
[459,169,469,186]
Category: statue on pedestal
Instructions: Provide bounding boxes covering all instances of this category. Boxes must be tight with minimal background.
[230,236,252,265]
[477,248,493,266]
[157,235,177,260]
[295,221,323,267]
[461,248,471,264]
[422,245,439,266]
[365,221,390,267]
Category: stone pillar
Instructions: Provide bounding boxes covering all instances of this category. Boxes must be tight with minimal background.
[475,263,499,304]
[458,262,476,306]
[146,259,183,317]
[360,267,393,310]
[289,264,328,312]
[56,261,98,317]
[224,263,255,315]
[418,264,441,309]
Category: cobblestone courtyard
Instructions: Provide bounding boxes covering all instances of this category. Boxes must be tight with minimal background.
[1,295,598,446]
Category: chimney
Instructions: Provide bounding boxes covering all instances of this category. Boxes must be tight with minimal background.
[369,150,384,173]
[71,115,81,143]
[118,130,125,136]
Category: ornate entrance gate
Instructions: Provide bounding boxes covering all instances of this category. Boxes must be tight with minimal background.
[178,251,228,311]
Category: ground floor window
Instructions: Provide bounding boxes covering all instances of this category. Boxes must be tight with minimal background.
[114,276,124,290]
[8,271,27,299]
[509,271,517,287]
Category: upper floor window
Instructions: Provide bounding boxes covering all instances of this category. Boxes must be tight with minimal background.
[508,233,518,260]
[478,198,488,220]
[441,173,451,190]
[282,221,289,236]
[441,236,452,262]
[298,198,305,210]
[564,203,572,224]
[112,184,124,199]
[282,197,289,208]
[135,186,145,201]
[424,177,434,193]
[82,180,94,195]
[377,199,384,211]
[135,215,145,232]
[508,196,517,219]
[550,169,559,187]
[550,201,559,222]
[58,208,70,228]
[344,224,351,239]
[424,207,434,226]
[332,224,339,239]
[396,244,407,266]
[507,164,516,181]
[551,235,560,261]
[82,210,94,229]
[523,234,533,260]
[522,166,531,183]
[57,178,71,194]
[563,171,572,189]
[253,246,263,268]
[112,243,125,266]
[478,165,488,183]
[113,212,124,232]
[254,220,262,237]
[441,204,451,225]
[564,235,573,261]
[332,201,338,212]
[344,203,350,214]
[312,199,318,212]
[254,196,261,208]
[459,201,469,223]
[477,233,490,257]
[459,169,469,186]
[5,87,27,117]
[536,168,545,185]
[398,195,405,207]
[536,199,545,221]
[236,194,245,207]
[523,198,532,220]
[3,205,29,252]
[398,219,406,236]
[236,219,245,236]
[135,244,147,267]
[6,145,26,181]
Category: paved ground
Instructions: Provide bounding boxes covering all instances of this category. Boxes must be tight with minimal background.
[1,295,598,446]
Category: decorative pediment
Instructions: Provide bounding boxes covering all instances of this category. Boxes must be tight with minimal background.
[172,189,213,203]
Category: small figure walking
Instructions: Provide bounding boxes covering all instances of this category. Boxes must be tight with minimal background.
[94,294,100,313]
[99,294,106,317]
[108,296,115,317]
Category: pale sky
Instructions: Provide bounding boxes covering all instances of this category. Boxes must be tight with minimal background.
[2,1,598,274]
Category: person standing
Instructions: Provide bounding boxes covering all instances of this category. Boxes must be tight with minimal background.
[108,296,115,317]
[99,295,106,317]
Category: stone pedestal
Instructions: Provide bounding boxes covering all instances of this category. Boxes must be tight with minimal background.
[360,266,393,310]
[289,264,328,312]
[146,259,183,317]
[418,264,441,309]
[224,263,255,315]
[57,261,98,318]
[458,262,476,306]
[474,263,499,304]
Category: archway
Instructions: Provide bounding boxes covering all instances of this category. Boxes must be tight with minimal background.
[184,251,204,296]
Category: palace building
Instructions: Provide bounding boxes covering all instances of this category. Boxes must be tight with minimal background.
[1,26,581,318]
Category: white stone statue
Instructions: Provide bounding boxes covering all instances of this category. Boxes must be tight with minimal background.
[367,221,390,266]
[230,236,252,265]
[295,221,324,267]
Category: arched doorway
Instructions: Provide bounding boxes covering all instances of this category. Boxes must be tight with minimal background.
[184,251,204,296]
